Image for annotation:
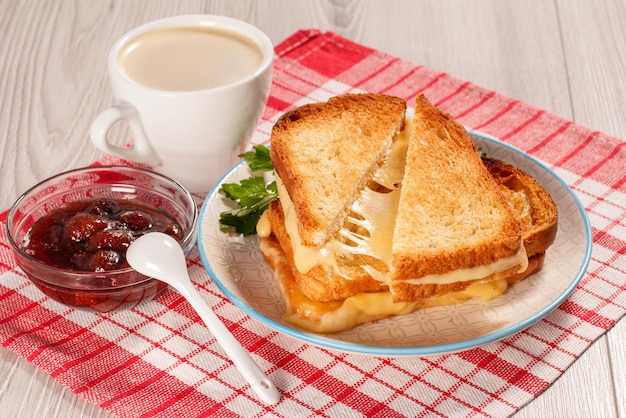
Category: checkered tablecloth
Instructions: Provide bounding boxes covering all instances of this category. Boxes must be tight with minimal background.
[1,30,624,418]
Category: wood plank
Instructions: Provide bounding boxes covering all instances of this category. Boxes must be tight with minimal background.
[0,347,112,418]
[514,336,618,417]
[557,0,626,139]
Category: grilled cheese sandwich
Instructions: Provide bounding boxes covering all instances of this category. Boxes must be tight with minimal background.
[257,93,557,333]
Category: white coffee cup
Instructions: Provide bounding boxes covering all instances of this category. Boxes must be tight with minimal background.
[90,15,273,193]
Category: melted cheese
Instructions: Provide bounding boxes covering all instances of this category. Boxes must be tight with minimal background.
[261,233,509,333]
[275,175,336,273]
[256,210,272,238]
[292,280,509,334]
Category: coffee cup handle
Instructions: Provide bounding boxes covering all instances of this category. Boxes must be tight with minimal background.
[90,102,162,166]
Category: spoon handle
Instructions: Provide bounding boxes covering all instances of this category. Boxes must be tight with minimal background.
[174,279,281,405]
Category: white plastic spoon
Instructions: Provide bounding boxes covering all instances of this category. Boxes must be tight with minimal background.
[126,232,281,405]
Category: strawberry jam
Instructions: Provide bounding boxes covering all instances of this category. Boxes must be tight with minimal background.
[23,198,183,272]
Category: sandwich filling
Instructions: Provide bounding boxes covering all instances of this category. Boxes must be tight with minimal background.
[259,234,510,334]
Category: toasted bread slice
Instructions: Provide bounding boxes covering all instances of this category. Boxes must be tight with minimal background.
[389,95,524,302]
[482,157,558,258]
[270,93,406,247]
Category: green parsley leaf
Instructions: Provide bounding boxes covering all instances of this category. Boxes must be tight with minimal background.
[220,176,272,207]
[218,193,276,235]
[239,145,274,172]
[218,146,278,235]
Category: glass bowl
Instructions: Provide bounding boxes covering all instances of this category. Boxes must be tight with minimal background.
[6,165,198,312]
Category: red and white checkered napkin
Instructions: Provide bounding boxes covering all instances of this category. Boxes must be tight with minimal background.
[1,30,624,417]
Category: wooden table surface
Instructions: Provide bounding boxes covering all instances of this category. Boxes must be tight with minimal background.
[1,1,624,417]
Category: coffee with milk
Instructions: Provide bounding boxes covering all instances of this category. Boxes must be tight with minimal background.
[117,26,264,91]
[91,15,274,193]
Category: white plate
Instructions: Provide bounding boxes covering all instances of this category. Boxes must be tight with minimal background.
[197,132,592,356]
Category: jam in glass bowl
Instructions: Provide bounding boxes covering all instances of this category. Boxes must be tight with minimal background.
[6,165,198,312]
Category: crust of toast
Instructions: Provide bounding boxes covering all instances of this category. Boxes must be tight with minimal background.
[390,156,558,301]
[270,93,406,247]
[389,95,523,302]
[482,157,558,257]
